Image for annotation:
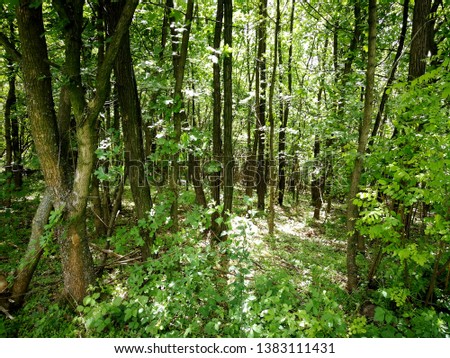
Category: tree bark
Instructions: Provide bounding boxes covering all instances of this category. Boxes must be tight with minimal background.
[255,0,268,211]
[408,0,431,81]
[167,0,194,232]
[106,0,154,259]
[10,189,53,308]
[222,0,233,220]
[211,0,224,238]
[346,0,377,292]
[16,0,138,304]
[277,0,295,207]
[268,0,281,235]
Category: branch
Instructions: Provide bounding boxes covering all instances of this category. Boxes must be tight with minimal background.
[80,0,139,127]
[0,305,14,320]
[0,31,61,69]
[0,31,22,62]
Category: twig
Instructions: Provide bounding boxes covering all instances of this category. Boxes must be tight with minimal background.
[0,305,14,320]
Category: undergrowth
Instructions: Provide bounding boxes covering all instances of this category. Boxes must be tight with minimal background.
[1,186,450,337]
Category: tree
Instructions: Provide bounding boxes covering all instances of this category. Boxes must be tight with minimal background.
[106,0,154,259]
[346,0,377,292]
[11,0,139,304]
[255,0,268,211]
[222,0,233,220]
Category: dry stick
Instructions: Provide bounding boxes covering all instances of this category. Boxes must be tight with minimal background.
[0,305,14,320]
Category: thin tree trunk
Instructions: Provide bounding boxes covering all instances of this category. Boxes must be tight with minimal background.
[255,0,267,211]
[106,0,154,259]
[370,0,409,143]
[222,0,233,220]
[10,189,53,308]
[268,0,280,235]
[167,0,194,232]
[278,0,295,207]
[346,0,377,292]
[4,57,16,207]
[211,0,223,237]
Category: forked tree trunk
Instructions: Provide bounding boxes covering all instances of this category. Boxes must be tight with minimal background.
[15,0,138,304]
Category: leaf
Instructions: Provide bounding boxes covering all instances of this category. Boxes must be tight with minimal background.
[374,307,385,322]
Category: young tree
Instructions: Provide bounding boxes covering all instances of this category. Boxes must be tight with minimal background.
[255,0,268,211]
[222,0,233,219]
[106,0,154,259]
[346,0,377,292]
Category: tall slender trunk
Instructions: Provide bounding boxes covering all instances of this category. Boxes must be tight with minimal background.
[222,0,233,219]
[10,190,53,308]
[346,0,377,292]
[4,57,17,207]
[268,0,280,234]
[211,0,224,238]
[167,0,194,232]
[370,0,409,142]
[106,0,154,259]
[277,0,295,207]
[255,0,267,211]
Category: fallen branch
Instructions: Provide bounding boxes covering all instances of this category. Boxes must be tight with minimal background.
[0,305,14,320]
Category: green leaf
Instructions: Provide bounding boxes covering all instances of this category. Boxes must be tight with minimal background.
[374,307,385,322]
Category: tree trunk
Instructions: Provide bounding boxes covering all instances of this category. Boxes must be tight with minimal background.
[346,0,377,292]
[255,0,268,211]
[370,0,409,143]
[106,0,154,259]
[278,0,295,207]
[408,0,431,81]
[267,0,280,235]
[311,135,322,220]
[4,58,16,207]
[167,0,194,232]
[211,0,223,238]
[16,0,138,304]
[222,0,233,220]
[10,189,53,308]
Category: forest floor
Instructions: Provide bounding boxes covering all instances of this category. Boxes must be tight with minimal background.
[244,201,348,292]
[5,181,448,338]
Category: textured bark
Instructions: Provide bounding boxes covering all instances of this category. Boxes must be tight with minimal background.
[408,0,431,81]
[277,0,295,207]
[346,0,377,292]
[106,0,154,259]
[10,190,53,308]
[211,0,224,238]
[255,0,268,210]
[167,0,194,232]
[267,0,280,235]
[16,1,67,196]
[222,0,233,219]
[16,0,138,304]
